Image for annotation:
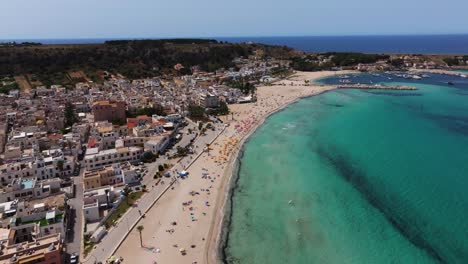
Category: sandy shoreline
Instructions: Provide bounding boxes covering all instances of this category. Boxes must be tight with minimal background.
[114,70,354,263]
[208,72,351,264]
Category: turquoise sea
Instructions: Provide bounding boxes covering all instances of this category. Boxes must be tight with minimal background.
[222,73,468,264]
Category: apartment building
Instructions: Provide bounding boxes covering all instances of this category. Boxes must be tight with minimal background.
[0,233,62,264]
[0,178,61,203]
[92,100,126,123]
[83,147,143,170]
[83,162,138,190]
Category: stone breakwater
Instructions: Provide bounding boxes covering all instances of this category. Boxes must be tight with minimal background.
[337,84,417,90]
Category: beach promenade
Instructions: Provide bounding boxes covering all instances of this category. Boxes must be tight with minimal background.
[83,123,224,263]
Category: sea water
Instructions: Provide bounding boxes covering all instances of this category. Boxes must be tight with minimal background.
[222,73,468,264]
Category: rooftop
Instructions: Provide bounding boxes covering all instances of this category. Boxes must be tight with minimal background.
[0,233,61,263]
[20,179,35,190]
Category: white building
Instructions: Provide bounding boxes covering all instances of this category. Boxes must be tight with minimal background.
[0,177,62,203]
[83,186,119,222]
[84,147,143,170]
[199,93,219,108]
[0,152,75,184]
[144,135,171,155]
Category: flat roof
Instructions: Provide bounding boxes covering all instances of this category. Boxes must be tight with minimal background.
[21,179,34,189]
[46,211,56,220]
[85,147,99,156]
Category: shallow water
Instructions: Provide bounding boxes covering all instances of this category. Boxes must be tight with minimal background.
[222,73,468,264]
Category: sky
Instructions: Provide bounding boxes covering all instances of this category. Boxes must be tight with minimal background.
[1,0,468,39]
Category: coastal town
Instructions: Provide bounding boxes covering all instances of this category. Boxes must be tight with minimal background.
[0,40,467,264]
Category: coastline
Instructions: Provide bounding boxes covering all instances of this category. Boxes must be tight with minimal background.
[207,71,357,264]
[114,71,356,263]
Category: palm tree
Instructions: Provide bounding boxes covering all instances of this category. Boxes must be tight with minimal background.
[122,186,131,205]
[137,225,144,247]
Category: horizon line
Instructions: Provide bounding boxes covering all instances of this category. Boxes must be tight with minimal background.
[2,33,468,41]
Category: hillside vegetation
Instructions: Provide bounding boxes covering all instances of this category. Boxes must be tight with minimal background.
[0,39,294,86]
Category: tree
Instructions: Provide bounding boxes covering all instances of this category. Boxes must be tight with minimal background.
[389,58,405,68]
[228,78,255,94]
[122,186,131,205]
[176,146,189,157]
[64,102,78,127]
[189,105,205,118]
[217,101,229,115]
[141,151,156,163]
[137,225,144,247]
[158,164,164,172]
[57,160,64,172]
[443,57,460,66]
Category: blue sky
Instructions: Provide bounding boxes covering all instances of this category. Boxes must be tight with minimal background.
[1,0,468,39]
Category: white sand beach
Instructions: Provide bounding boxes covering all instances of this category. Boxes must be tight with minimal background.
[114,70,354,264]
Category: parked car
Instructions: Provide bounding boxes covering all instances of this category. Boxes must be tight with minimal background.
[70,253,78,264]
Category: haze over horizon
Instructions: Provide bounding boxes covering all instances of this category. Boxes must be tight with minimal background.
[2,0,468,39]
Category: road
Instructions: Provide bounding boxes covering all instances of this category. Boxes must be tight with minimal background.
[83,121,224,263]
[66,166,85,257]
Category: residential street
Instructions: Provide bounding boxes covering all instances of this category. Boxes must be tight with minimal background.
[65,166,84,257]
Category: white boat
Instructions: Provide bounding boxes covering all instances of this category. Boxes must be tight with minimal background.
[461,74,467,78]
[412,75,422,80]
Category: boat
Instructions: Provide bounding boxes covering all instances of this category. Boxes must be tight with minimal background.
[461,74,467,78]
[448,81,455,85]
[412,75,422,80]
